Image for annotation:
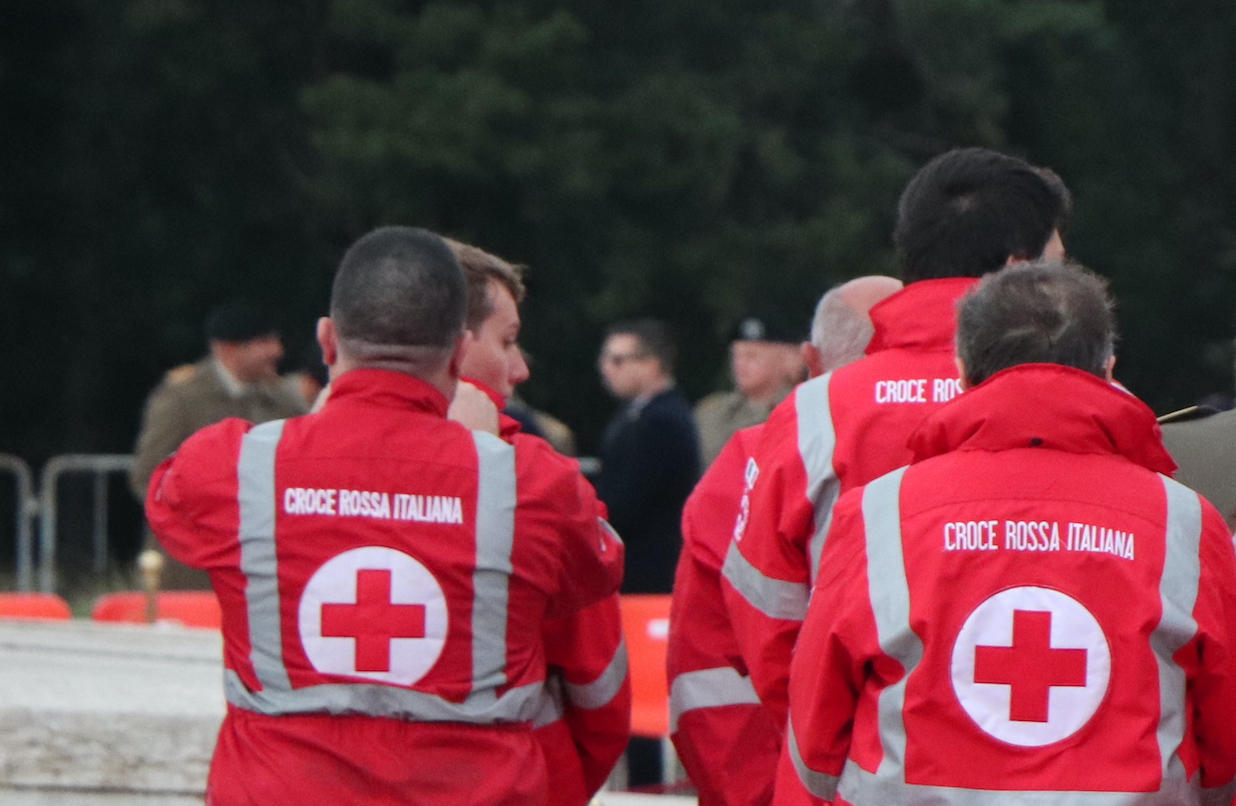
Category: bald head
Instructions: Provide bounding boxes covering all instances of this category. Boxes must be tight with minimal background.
[835,275,904,317]
[805,275,903,377]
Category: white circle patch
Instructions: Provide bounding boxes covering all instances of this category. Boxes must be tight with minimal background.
[299,546,448,686]
[951,586,1109,747]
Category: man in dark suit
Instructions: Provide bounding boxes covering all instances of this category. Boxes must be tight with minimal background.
[596,319,700,594]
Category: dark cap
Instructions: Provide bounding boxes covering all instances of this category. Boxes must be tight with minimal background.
[204,302,278,343]
[729,313,799,345]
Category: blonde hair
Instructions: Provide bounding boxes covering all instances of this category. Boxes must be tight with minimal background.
[444,238,526,331]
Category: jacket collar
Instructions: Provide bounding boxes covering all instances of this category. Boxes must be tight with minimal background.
[866,277,979,354]
[908,364,1177,475]
[326,369,450,417]
[462,376,522,441]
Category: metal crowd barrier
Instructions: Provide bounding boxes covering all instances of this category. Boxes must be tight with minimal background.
[0,455,39,592]
[37,454,135,593]
[11,452,593,593]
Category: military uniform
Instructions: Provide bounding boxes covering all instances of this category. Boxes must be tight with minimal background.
[131,356,306,588]
[1161,407,1236,529]
[693,389,788,469]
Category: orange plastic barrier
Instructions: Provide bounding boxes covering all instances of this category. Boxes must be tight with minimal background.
[0,592,72,621]
[91,591,222,630]
[619,594,672,738]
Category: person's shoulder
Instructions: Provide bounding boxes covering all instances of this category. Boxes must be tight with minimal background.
[150,357,203,389]
[154,357,223,397]
[694,390,741,417]
[169,417,255,480]
[257,376,311,416]
[513,431,584,478]
[1161,404,1236,435]
[512,431,600,504]
[646,387,694,419]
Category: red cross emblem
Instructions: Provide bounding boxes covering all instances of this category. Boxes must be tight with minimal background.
[951,586,1109,747]
[321,569,427,673]
[973,610,1087,722]
[300,546,448,686]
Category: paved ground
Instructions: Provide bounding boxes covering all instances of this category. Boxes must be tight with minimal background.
[0,618,696,805]
[0,619,223,800]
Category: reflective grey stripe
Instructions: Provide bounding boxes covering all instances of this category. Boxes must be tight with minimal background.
[224,669,544,724]
[788,713,840,801]
[471,431,517,697]
[858,466,919,778]
[668,666,761,732]
[530,675,565,728]
[237,420,290,694]
[1154,476,1202,784]
[564,637,628,710]
[1202,781,1236,806]
[721,540,808,621]
[795,374,839,585]
[838,757,1201,806]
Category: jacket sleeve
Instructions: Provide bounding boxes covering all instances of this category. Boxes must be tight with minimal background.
[721,401,823,729]
[517,438,625,619]
[776,490,873,805]
[670,430,781,806]
[1183,502,1236,797]
[145,418,253,570]
[541,594,631,800]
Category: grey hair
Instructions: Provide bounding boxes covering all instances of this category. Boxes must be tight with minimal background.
[956,258,1115,386]
[810,289,876,374]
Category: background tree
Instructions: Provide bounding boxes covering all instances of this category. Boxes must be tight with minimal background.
[2,0,1236,492]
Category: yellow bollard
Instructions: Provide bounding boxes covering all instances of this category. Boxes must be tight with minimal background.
[138,549,164,624]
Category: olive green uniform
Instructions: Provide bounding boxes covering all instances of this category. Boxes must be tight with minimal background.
[693,388,789,468]
[1161,407,1236,530]
[130,357,307,588]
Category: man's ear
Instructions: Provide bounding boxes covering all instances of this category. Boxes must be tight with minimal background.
[801,342,826,379]
[447,333,469,380]
[317,317,339,368]
[955,356,972,391]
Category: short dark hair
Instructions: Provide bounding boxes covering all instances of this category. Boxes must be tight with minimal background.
[894,147,1072,283]
[607,318,677,375]
[957,259,1115,387]
[330,226,466,354]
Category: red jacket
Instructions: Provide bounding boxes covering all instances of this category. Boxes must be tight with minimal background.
[669,425,781,806]
[465,377,632,806]
[147,369,624,806]
[780,365,1236,805]
[722,278,976,727]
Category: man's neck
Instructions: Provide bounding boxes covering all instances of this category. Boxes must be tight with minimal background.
[629,376,672,408]
[741,382,784,407]
[331,357,457,401]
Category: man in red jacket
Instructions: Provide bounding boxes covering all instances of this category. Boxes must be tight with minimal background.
[722,147,1073,730]
[781,259,1236,805]
[667,275,902,806]
[448,237,631,806]
[146,226,624,806]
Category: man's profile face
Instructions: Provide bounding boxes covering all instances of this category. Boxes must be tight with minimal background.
[227,335,284,383]
[731,341,802,400]
[459,280,529,401]
[598,333,656,401]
